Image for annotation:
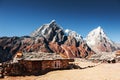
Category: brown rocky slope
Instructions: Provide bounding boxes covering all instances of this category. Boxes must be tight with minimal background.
[0,20,94,62]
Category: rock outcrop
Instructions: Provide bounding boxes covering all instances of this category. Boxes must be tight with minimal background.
[30,20,66,43]
[0,37,21,62]
[0,20,95,62]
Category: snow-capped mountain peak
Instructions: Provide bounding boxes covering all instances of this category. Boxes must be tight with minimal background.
[86,26,112,45]
[65,29,83,42]
[30,20,66,42]
[93,26,106,37]
[97,26,102,31]
[30,20,59,37]
[86,26,117,52]
[49,19,56,24]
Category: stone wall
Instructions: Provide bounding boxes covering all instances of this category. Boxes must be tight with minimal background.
[5,59,71,76]
[19,60,42,75]
[41,59,69,71]
[5,63,25,76]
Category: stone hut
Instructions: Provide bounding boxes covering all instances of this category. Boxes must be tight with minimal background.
[6,52,74,75]
[115,50,120,57]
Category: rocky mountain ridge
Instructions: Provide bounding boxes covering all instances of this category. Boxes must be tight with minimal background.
[0,20,120,62]
[86,26,120,53]
[0,20,94,62]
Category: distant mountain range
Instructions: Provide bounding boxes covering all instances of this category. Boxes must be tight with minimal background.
[0,20,119,62]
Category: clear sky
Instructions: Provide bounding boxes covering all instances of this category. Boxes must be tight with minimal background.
[0,0,120,42]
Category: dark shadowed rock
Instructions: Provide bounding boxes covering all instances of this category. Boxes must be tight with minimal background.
[64,36,77,47]
[20,37,52,53]
[0,20,95,62]
[0,37,21,62]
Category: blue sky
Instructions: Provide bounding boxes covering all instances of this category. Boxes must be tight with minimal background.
[0,0,120,42]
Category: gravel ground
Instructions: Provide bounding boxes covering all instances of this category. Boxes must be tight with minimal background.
[1,61,120,80]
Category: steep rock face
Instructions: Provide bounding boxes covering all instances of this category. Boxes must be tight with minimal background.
[0,20,95,62]
[20,37,52,53]
[49,42,63,54]
[65,29,83,42]
[28,21,95,58]
[86,26,117,53]
[30,20,94,58]
[61,45,79,58]
[64,36,78,46]
[0,46,9,62]
[0,37,21,62]
[78,43,94,58]
[30,20,66,43]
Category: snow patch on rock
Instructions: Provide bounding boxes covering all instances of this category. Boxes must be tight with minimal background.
[65,29,83,42]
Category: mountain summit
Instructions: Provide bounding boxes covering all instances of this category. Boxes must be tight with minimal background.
[31,20,59,37]
[65,29,83,42]
[0,20,95,62]
[86,26,117,53]
[1,20,120,62]
[30,20,65,43]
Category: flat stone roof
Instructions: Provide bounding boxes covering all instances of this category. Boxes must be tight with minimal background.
[17,52,73,61]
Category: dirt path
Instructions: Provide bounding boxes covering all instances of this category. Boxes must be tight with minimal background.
[1,62,120,80]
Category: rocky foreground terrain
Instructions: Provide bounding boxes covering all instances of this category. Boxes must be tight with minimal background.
[2,60,120,80]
